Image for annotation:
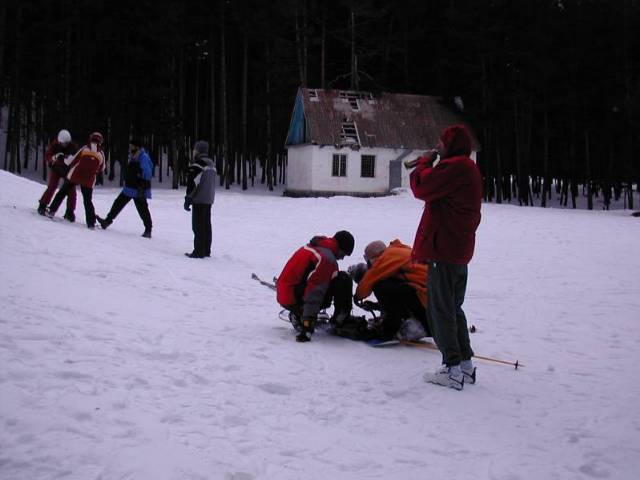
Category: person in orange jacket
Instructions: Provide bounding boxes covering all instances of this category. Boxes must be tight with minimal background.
[352,239,430,341]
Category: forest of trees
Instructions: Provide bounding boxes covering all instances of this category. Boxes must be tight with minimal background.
[1,0,638,208]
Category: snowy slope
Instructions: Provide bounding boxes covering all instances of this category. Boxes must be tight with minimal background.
[1,170,639,480]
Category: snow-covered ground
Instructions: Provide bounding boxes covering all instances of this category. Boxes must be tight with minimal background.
[1,170,639,480]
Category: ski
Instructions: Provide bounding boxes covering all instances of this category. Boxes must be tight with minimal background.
[251,272,276,291]
[366,338,401,347]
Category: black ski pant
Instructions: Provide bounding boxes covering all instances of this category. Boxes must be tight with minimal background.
[426,261,474,367]
[191,203,212,257]
[285,271,353,322]
[373,278,430,339]
[105,193,152,230]
[50,181,96,227]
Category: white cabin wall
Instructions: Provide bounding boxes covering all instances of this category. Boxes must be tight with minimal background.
[286,144,476,195]
[286,145,314,191]
[310,146,397,194]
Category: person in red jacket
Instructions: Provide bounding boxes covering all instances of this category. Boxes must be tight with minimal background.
[47,132,106,229]
[37,129,79,220]
[410,124,482,390]
[277,230,355,342]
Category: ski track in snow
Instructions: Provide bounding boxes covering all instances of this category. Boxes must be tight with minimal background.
[1,171,640,480]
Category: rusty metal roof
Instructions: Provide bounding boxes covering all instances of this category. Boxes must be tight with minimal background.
[293,87,477,150]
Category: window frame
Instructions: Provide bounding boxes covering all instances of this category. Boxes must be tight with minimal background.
[360,154,376,178]
[332,153,347,177]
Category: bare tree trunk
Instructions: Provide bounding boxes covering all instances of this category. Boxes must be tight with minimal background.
[36,95,43,176]
[241,28,248,153]
[513,96,522,205]
[320,6,326,89]
[23,93,32,170]
[496,140,502,204]
[403,21,409,89]
[209,26,216,149]
[302,0,308,86]
[622,0,635,210]
[265,41,273,190]
[8,3,22,174]
[350,9,359,90]
[63,0,71,125]
[194,50,200,140]
[241,152,247,190]
[480,55,491,201]
[541,97,550,207]
[585,129,593,210]
[383,16,393,85]
[295,2,307,87]
[570,117,577,208]
[0,0,5,83]
[170,54,179,189]
[220,3,229,189]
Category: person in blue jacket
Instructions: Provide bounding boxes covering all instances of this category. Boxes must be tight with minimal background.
[97,138,153,238]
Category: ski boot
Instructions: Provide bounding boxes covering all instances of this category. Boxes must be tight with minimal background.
[63,210,76,223]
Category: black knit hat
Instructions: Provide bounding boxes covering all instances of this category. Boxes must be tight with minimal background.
[194,140,209,155]
[334,230,355,256]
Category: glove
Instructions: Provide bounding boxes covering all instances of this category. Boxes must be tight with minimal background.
[137,185,145,198]
[423,149,439,167]
[183,197,192,211]
[347,262,368,283]
[357,299,380,311]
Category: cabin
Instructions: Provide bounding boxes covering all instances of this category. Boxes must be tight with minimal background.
[284,87,477,197]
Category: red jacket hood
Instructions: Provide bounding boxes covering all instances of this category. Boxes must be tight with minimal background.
[440,124,472,158]
[308,236,339,255]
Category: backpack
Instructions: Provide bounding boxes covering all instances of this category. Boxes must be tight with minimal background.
[331,315,380,341]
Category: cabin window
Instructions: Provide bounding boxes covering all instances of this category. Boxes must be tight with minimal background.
[339,91,372,111]
[332,154,347,177]
[340,121,360,145]
[361,155,375,178]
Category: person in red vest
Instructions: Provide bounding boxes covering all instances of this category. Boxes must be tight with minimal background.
[277,231,355,342]
[37,129,79,220]
[47,132,106,229]
[410,124,483,390]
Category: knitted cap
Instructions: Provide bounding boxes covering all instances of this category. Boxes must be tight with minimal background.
[334,230,355,256]
[364,240,386,261]
[194,140,209,155]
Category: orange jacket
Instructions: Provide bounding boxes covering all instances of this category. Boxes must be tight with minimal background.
[355,239,428,306]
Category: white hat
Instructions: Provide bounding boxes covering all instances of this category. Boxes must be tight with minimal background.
[57,129,71,144]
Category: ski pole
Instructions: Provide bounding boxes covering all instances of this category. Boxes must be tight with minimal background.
[251,273,276,291]
[400,341,523,369]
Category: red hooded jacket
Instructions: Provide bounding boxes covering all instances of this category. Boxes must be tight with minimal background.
[277,236,340,319]
[410,125,482,265]
[67,144,106,188]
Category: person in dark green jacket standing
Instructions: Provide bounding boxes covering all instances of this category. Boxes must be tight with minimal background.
[184,140,217,258]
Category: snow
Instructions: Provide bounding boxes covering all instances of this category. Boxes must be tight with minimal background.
[1,169,639,480]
